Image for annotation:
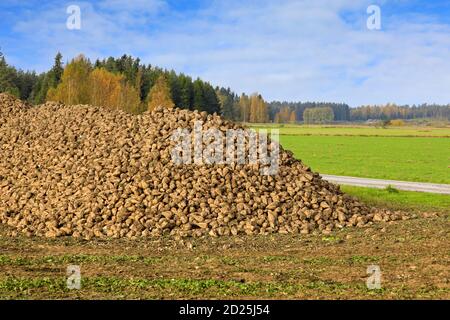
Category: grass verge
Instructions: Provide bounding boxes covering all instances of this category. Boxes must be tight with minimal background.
[341,185,450,213]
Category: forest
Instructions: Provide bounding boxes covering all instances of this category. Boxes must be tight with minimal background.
[1,51,449,123]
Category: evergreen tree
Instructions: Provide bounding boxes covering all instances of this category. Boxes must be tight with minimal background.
[3,51,448,121]
[92,55,223,115]
[193,79,204,111]
[29,73,49,104]
[0,51,20,97]
[203,84,221,114]
[217,88,234,120]
[30,52,65,104]
[50,52,64,87]
[14,70,32,99]
[179,75,194,110]
[168,70,182,108]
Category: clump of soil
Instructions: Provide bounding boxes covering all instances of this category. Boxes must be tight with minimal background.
[0,94,407,239]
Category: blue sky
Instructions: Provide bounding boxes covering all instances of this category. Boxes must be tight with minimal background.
[1,0,450,106]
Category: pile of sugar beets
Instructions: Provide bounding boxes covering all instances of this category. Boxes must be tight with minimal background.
[0,93,408,239]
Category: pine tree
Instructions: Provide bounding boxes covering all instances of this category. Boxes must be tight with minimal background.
[15,70,38,101]
[50,52,64,87]
[0,51,20,97]
[0,51,38,100]
[217,89,234,120]
[147,75,175,111]
[203,84,221,114]
[29,73,47,103]
[193,79,204,111]
[179,75,194,110]
[29,53,64,104]
[168,70,182,108]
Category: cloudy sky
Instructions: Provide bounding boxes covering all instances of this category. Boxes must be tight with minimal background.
[1,0,450,106]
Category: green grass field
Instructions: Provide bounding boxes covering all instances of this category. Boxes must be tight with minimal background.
[341,186,450,213]
[252,124,450,137]
[253,124,450,184]
[279,135,449,184]
[252,123,450,212]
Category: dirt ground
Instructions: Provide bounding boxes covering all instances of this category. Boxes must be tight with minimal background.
[0,211,448,299]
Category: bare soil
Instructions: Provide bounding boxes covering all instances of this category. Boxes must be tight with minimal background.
[0,211,448,299]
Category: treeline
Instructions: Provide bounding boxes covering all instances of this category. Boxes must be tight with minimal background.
[268,101,450,123]
[303,107,334,124]
[268,102,350,123]
[350,104,450,121]
[47,55,142,113]
[1,51,450,122]
[0,51,41,101]
[0,51,350,123]
[216,88,269,123]
[94,55,221,114]
[0,52,222,114]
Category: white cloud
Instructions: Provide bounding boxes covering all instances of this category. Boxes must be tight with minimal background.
[4,0,450,106]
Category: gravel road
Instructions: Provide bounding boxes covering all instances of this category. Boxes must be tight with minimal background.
[321,174,450,195]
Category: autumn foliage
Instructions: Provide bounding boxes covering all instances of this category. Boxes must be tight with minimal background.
[230,93,268,123]
[47,55,91,105]
[147,75,175,111]
[47,55,142,113]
